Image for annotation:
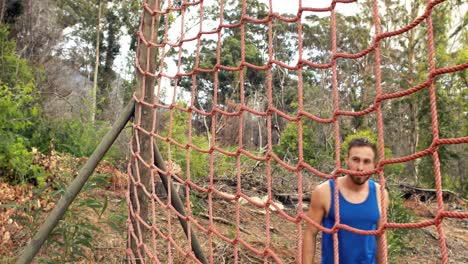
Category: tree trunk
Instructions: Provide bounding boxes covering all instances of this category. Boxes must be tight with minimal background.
[254,90,263,150]
[91,1,102,123]
[360,55,372,129]
[197,101,212,147]
[0,0,5,23]
[406,20,420,184]
[128,0,162,262]
[408,98,420,184]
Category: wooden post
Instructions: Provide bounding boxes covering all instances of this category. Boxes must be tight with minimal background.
[153,142,208,264]
[128,0,161,260]
[16,99,135,264]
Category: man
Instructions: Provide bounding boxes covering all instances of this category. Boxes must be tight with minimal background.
[302,138,389,264]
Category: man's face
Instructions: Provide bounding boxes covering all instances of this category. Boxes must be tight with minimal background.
[345,146,376,185]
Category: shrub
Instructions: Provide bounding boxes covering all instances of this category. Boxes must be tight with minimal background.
[0,24,44,184]
[386,189,414,261]
[273,120,334,169]
[342,130,404,178]
[12,174,110,263]
[157,102,262,181]
[48,119,121,159]
[158,102,210,181]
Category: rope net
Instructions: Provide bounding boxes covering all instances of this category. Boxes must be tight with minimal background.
[127,0,468,263]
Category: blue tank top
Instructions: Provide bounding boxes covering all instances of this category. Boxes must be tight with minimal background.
[321,179,380,264]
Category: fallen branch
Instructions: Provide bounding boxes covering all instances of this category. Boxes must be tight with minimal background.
[420,228,438,241]
[274,193,310,206]
[395,184,466,203]
[197,213,250,234]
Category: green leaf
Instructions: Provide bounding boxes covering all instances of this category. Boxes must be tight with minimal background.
[99,195,108,218]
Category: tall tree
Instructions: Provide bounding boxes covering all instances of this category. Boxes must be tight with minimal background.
[341,0,468,193]
[178,0,269,148]
[57,0,125,121]
[91,1,103,123]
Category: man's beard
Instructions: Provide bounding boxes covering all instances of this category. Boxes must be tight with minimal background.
[350,175,370,185]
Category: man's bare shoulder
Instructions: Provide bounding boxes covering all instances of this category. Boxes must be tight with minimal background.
[310,179,330,190]
[373,181,390,209]
[310,180,331,199]
[373,181,389,195]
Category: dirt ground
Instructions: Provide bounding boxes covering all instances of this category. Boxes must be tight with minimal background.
[137,189,467,264]
[1,155,467,263]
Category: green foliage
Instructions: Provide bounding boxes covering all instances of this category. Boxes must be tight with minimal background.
[180,0,268,107]
[0,26,34,87]
[158,102,258,181]
[227,224,236,240]
[376,0,468,194]
[212,146,238,176]
[0,130,43,184]
[273,120,334,170]
[10,173,110,263]
[182,35,266,107]
[42,175,109,263]
[0,24,44,184]
[105,199,128,234]
[416,78,464,193]
[189,135,210,180]
[442,173,467,199]
[122,77,137,104]
[415,35,467,195]
[341,130,378,157]
[342,130,404,177]
[190,193,206,215]
[386,189,414,261]
[121,0,141,51]
[275,127,405,178]
[48,119,118,158]
[158,102,210,181]
[213,145,260,177]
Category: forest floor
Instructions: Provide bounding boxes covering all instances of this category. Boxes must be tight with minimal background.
[0,152,467,263]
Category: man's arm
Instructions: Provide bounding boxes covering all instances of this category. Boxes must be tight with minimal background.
[302,185,326,264]
[376,189,390,264]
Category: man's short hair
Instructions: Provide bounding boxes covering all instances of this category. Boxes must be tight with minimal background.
[347,138,377,159]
